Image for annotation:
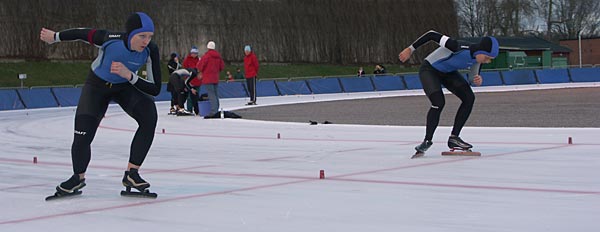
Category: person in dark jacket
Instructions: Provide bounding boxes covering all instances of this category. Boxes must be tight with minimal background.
[40,12,161,197]
[168,68,195,115]
[167,52,181,114]
[197,41,224,118]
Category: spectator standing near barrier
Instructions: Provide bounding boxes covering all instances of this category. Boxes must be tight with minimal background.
[358,67,365,76]
[167,52,181,114]
[40,12,161,199]
[373,64,386,74]
[398,30,498,158]
[225,71,234,82]
[197,41,224,118]
[234,68,244,80]
[183,46,201,112]
[244,45,259,105]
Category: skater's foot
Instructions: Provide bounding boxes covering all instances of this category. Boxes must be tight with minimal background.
[448,135,473,150]
[415,140,433,153]
[58,174,86,193]
[245,101,256,106]
[122,168,150,191]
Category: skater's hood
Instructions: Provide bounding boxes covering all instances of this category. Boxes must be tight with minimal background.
[125,12,154,50]
[472,36,499,58]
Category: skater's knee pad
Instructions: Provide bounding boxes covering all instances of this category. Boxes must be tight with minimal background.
[428,91,445,111]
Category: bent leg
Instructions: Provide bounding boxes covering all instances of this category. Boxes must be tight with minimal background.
[71,84,110,174]
[442,73,475,136]
[419,62,445,141]
[116,88,158,167]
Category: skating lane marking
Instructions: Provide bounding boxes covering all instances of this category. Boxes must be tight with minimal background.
[98,124,600,146]
[1,144,597,225]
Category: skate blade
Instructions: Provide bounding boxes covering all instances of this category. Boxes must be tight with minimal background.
[441,151,481,156]
[45,190,83,201]
[120,189,157,199]
[411,152,425,159]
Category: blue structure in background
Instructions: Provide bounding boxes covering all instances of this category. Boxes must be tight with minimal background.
[52,87,82,107]
[219,82,248,98]
[276,80,311,95]
[17,88,59,109]
[0,90,25,110]
[535,69,570,84]
[307,78,343,94]
[1,67,599,111]
[372,75,406,91]
[403,74,423,89]
[338,76,374,93]
[501,70,537,85]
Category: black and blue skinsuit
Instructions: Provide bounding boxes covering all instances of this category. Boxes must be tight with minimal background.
[54,12,161,174]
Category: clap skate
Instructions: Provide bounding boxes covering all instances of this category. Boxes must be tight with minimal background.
[441,136,481,156]
[120,168,157,198]
[45,174,86,201]
[176,109,194,116]
[411,140,433,159]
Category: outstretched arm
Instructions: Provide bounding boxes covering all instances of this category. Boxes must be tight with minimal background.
[40,27,119,47]
[399,30,460,63]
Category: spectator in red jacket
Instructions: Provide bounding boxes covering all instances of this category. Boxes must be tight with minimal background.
[197,41,225,118]
[244,45,259,105]
[183,46,201,112]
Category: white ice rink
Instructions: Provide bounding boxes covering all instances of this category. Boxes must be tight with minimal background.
[1,84,599,231]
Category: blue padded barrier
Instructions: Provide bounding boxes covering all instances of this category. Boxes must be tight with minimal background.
[0,89,25,110]
[307,78,342,94]
[200,85,208,95]
[51,87,82,107]
[535,69,570,84]
[17,88,59,109]
[154,83,171,102]
[276,80,311,95]
[466,71,503,86]
[372,75,406,91]
[254,80,280,97]
[500,70,537,85]
[403,74,423,89]
[339,76,374,92]
[569,67,600,82]
[219,81,248,98]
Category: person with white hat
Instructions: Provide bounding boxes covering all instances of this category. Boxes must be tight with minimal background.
[197,41,225,118]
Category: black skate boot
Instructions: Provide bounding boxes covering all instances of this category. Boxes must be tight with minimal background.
[45,174,86,201]
[411,140,433,159]
[121,168,157,198]
[448,135,473,151]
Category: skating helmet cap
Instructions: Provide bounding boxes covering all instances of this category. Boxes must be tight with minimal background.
[473,36,499,58]
[125,12,154,50]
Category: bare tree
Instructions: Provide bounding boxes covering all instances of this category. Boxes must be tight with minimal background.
[552,0,600,38]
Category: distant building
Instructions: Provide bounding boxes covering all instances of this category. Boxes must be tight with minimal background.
[559,37,600,66]
[460,36,572,69]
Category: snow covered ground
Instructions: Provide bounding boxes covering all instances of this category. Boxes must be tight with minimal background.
[1,83,599,231]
